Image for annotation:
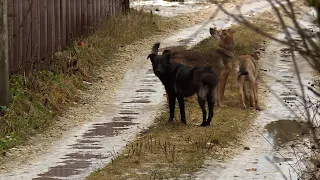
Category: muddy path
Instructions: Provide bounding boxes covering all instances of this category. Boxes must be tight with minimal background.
[0,0,307,180]
[195,7,320,180]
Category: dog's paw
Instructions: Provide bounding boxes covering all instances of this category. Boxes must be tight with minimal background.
[181,119,187,124]
[200,123,209,127]
[168,118,174,123]
[218,104,227,108]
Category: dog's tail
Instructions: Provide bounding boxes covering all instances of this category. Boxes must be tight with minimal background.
[199,72,218,101]
[237,65,248,80]
[201,72,218,88]
[151,42,161,54]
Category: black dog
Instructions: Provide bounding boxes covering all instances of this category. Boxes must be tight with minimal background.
[147,43,218,127]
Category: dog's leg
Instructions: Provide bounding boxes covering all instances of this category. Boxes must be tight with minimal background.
[248,75,255,108]
[168,93,176,122]
[239,79,247,109]
[218,61,232,106]
[205,95,215,126]
[253,81,261,111]
[215,84,219,106]
[219,71,230,106]
[197,97,207,127]
[249,85,254,107]
[177,96,187,124]
[243,82,249,102]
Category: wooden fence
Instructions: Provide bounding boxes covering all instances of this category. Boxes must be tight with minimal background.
[7,0,129,73]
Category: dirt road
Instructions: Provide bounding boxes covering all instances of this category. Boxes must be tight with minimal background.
[0,0,315,179]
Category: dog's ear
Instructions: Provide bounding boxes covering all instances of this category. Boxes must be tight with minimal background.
[163,51,171,64]
[162,49,171,54]
[228,28,236,34]
[147,53,156,60]
[250,52,259,60]
[209,27,217,36]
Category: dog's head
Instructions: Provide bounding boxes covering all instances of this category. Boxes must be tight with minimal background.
[210,27,235,49]
[147,50,172,77]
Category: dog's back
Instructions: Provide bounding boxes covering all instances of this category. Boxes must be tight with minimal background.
[170,29,235,79]
[174,65,218,97]
[172,50,230,79]
[235,53,259,80]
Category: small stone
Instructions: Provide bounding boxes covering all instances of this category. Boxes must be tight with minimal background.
[244,146,250,150]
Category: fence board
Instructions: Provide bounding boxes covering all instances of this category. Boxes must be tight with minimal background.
[40,0,47,60]
[8,0,14,71]
[76,0,82,37]
[100,0,105,19]
[81,0,88,34]
[70,0,76,41]
[17,1,23,70]
[96,0,100,24]
[112,0,115,15]
[116,0,119,14]
[107,0,110,16]
[124,0,129,13]
[47,0,55,56]
[65,0,71,43]
[55,0,61,52]
[92,0,96,27]
[87,0,92,28]
[61,0,66,49]
[31,0,39,61]
[22,0,32,66]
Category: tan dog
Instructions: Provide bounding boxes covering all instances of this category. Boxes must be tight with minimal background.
[235,52,261,110]
[164,27,235,106]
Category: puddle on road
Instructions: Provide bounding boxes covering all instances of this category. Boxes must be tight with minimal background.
[33,177,61,180]
[265,120,310,148]
[83,122,138,138]
[136,89,157,93]
[122,99,151,103]
[35,153,109,179]
[112,116,137,121]
[38,160,91,178]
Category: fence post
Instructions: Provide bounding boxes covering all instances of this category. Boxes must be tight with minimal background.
[124,0,129,13]
[0,0,9,106]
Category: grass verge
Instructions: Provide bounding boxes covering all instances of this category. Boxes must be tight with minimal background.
[0,9,179,156]
[87,13,281,180]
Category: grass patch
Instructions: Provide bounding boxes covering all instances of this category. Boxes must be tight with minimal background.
[88,97,254,180]
[87,15,281,180]
[0,9,179,155]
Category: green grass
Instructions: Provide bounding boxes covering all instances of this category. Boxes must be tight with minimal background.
[87,14,281,180]
[0,9,179,156]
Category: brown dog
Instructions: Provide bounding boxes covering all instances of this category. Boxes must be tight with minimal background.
[235,52,261,110]
[164,27,235,106]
